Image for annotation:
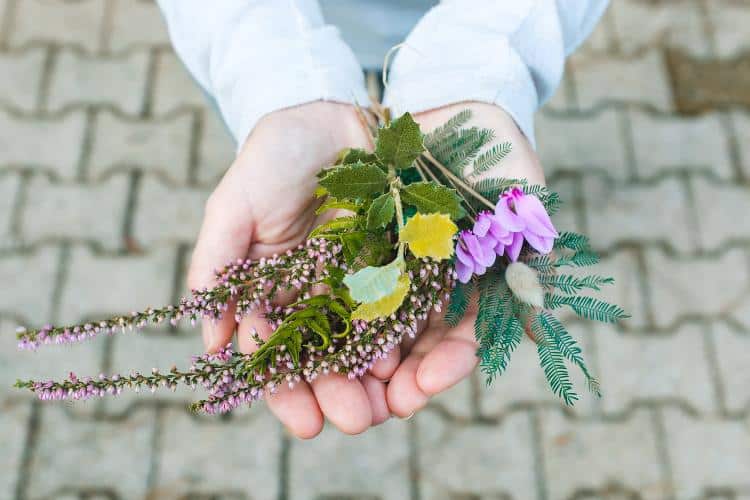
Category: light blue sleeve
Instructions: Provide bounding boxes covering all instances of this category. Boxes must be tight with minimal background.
[382,0,609,147]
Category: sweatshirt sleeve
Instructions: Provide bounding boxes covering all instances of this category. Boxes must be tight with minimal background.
[382,0,609,147]
[156,0,370,147]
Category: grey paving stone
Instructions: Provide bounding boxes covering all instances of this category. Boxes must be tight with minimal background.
[548,176,583,234]
[540,409,668,500]
[609,0,709,56]
[196,109,235,186]
[8,0,105,52]
[711,323,750,415]
[133,178,209,247]
[0,172,21,248]
[0,246,59,325]
[707,2,750,58]
[730,110,750,179]
[58,245,177,325]
[21,174,129,250]
[662,408,750,499]
[593,249,648,329]
[108,0,171,52]
[645,248,750,329]
[0,109,87,180]
[630,110,733,180]
[153,406,281,500]
[595,323,717,415]
[0,47,45,112]
[26,405,155,499]
[47,49,149,115]
[428,372,474,419]
[0,400,31,500]
[577,6,613,55]
[583,175,694,253]
[691,176,750,251]
[571,51,673,112]
[537,109,628,180]
[152,51,209,115]
[418,409,536,500]
[88,110,193,183]
[289,418,411,500]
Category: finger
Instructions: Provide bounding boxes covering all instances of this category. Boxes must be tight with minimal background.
[416,312,478,396]
[361,375,390,426]
[311,374,372,435]
[370,345,400,381]
[386,322,446,418]
[265,383,324,440]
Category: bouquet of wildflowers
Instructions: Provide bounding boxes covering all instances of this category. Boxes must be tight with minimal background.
[14,110,627,413]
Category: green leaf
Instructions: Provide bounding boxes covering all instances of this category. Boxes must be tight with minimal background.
[472,177,526,202]
[375,112,424,169]
[340,231,367,264]
[350,231,393,270]
[400,182,465,220]
[532,313,579,406]
[545,294,629,323]
[343,258,401,304]
[554,232,591,251]
[445,279,475,327]
[309,216,360,239]
[366,193,395,229]
[471,141,512,176]
[318,162,388,199]
[315,198,361,215]
[538,274,614,294]
[341,148,379,166]
[424,110,472,147]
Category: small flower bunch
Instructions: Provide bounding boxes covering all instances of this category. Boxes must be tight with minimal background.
[14,110,626,412]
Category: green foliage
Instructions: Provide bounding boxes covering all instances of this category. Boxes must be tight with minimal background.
[400,182,465,220]
[557,250,600,267]
[315,198,361,215]
[424,109,472,146]
[472,141,512,176]
[532,312,579,405]
[545,294,629,323]
[308,216,361,239]
[554,231,591,251]
[375,112,424,169]
[342,258,402,304]
[428,127,494,177]
[538,274,614,294]
[366,193,395,229]
[445,279,475,327]
[472,177,526,202]
[339,148,379,166]
[318,162,387,199]
[349,231,393,270]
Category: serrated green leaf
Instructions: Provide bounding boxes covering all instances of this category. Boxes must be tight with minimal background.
[309,216,361,239]
[341,148,379,166]
[318,162,388,199]
[400,182,465,220]
[366,193,395,229]
[343,258,401,304]
[375,112,424,169]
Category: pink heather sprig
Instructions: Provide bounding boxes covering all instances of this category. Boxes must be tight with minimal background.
[455,187,559,283]
[15,238,344,350]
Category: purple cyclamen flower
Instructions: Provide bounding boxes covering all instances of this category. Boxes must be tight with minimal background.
[455,230,496,283]
[495,187,558,260]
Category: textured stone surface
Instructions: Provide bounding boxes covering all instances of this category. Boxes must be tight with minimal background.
[133,179,209,246]
[0,48,45,112]
[108,0,170,52]
[9,0,105,51]
[691,176,750,251]
[152,51,208,115]
[0,401,31,500]
[711,324,750,415]
[0,247,58,325]
[0,172,21,248]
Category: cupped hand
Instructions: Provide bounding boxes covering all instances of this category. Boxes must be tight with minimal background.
[385,102,546,417]
[189,102,397,438]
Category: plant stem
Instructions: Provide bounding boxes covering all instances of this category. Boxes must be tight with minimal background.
[389,166,406,263]
[422,150,495,210]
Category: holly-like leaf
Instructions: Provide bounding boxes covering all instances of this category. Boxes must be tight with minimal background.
[319,162,387,199]
[341,148,379,166]
[351,274,411,321]
[375,112,424,169]
[315,198,361,215]
[400,182,465,220]
[399,213,457,260]
[366,193,395,229]
[342,258,401,304]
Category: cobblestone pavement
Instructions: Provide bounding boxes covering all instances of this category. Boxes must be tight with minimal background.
[1,1,749,499]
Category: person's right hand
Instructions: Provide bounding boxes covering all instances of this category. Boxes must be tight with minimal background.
[189,102,398,438]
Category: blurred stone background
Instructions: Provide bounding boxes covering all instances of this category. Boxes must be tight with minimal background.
[1,0,749,499]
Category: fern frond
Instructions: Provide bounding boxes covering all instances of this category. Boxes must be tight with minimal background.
[424,110,472,147]
[545,294,629,323]
[471,141,512,176]
[538,274,614,294]
[445,279,475,327]
[554,232,591,251]
[557,250,600,267]
[472,177,526,202]
[523,185,560,214]
[532,313,579,405]
[524,254,556,273]
[429,127,494,177]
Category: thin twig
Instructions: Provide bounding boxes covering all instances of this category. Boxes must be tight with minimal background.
[422,150,495,210]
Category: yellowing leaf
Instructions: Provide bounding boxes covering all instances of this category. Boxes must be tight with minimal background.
[352,274,411,321]
[400,213,457,260]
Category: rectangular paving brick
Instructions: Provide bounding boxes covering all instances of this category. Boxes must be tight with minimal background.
[154,407,281,500]
[731,110,750,179]
[0,48,45,112]
[630,110,733,180]
[133,179,208,247]
[196,109,236,186]
[289,418,410,500]
[152,51,209,115]
[48,49,149,115]
[108,0,171,52]
[540,409,668,500]
[0,173,21,249]
[428,373,474,419]
[0,247,59,325]
[0,110,87,180]
[593,249,648,329]
[8,0,105,52]
[58,245,177,325]
[584,175,694,252]
[21,175,129,250]
[571,51,673,112]
[88,110,193,183]
[711,324,750,415]
[691,176,750,251]
[0,400,31,500]
[418,410,536,500]
[536,109,628,180]
[27,406,155,499]
[645,248,750,329]
[663,408,750,499]
[595,323,717,415]
[707,2,750,58]
[548,177,583,235]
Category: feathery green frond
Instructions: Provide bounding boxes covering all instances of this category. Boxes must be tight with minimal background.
[545,294,629,323]
[538,274,615,294]
[424,109,472,146]
[472,177,527,202]
[428,127,494,177]
[471,141,512,176]
[445,279,475,327]
[533,313,579,405]
[554,232,591,251]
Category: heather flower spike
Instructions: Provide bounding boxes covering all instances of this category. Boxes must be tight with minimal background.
[14,110,626,414]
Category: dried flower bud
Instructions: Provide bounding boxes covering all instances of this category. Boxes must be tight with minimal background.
[505,261,544,308]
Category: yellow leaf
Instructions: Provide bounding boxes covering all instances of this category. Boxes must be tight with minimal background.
[400,212,457,260]
[351,274,411,321]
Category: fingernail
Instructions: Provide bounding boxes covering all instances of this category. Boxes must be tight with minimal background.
[393,411,415,420]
